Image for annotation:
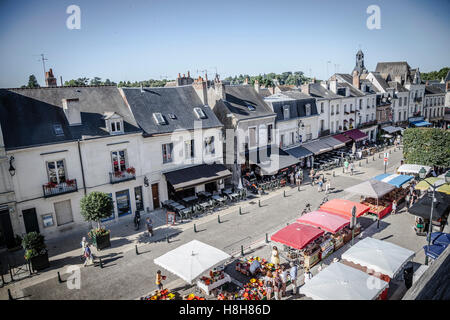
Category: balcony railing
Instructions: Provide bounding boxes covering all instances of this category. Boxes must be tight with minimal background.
[43,179,78,198]
[110,170,136,184]
[319,129,330,137]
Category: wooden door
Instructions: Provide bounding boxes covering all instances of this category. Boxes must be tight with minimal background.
[23,208,40,234]
[151,183,160,209]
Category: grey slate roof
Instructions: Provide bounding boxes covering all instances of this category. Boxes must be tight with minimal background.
[0,86,141,150]
[219,85,275,120]
[337,82,365,97]
[308,83,341,99]
[265,91,318,122]
[425,85,445,95]
[121,86,223,136]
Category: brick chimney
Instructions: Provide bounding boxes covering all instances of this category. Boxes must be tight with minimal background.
[301,83,310,95]
[329,78,338,94]
[193,76,208,104]
[254,79,260,93]
[352,70,360,90]
[244,77,249,85]
[45,68,57,87]
[176,71,194,86]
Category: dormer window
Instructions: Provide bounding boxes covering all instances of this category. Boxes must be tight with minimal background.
[194,107,207,119]
[104,112,124,134]
[153,113,167,125]
[305,104,311,116]
[283,105,290,120]
[168,113,177,120]
[53,124,64,136]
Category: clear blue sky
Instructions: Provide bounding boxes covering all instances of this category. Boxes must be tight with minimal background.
[0,0,449,88]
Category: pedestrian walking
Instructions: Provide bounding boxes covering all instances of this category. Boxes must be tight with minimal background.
[83,243,93,267]
[405,193,410,209]
[146,217,153,237]
[279,265,288,298]
[392,200,397,214]
[272,271,282,300]
[80,236,88,261]
[344,160,349,173]
[271,246,280,269]
[264,271,273,300]
[325,179,331,194]
[318,178,323,192]
[289,262,298,295]
[290,172,295,186]
[155,270,166,291]
[303,268,312,285]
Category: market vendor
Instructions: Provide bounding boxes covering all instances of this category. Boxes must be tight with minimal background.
[249,259,262,276]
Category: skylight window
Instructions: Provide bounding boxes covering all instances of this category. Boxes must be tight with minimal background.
[194,107,207,119]
[53,124,64,136]
[153,113,166,125]
[247,104,256,111]
[168,113,177,120]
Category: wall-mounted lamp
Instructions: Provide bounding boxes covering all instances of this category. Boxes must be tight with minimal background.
[8,156,15,176]
[144,176,149,187]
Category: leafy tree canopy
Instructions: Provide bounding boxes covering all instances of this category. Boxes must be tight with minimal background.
[22,74,40,88]
[421,67,449,81]
[224,71,310,86]
[402,128,450,168]
[80,192,114,228]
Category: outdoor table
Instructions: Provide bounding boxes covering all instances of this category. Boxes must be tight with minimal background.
[230,192,240,200]
[212,195,226,203]
[179,208,192,220]
[196,273,232,296]
[198,191,212,198]
[182,196,198,203]
[199,202,211,210]
[173,204,186,211]
[162,200,176,208]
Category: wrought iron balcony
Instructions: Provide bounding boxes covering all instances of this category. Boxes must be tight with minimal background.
[43,179,78,198]
[109,170,136,184]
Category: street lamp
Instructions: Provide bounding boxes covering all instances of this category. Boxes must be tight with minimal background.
[418,168,450,265]
[8,156,15,176]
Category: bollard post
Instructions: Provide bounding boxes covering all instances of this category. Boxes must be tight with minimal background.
[194,224,198,232]
[377,217,380,229]
[333,171,335,177]
[239,207,242,215]
[258,200,261,207]
[283,190,286,198]
[342,167,345,173]
[359,161,361,167]
[1,273,5,288]
[241,245,244,257]
[166,235,170,243]
[8,264,13,282]
[372,156,375,161]
[57,271,62,283]
[379,153,381,159]
[99,258,103,269]
[298,185,300,192]
[265,233,269,244]
[8,289,13,300]
[135,244,139,255]
[218,215,221,223]
[366,158,368,164]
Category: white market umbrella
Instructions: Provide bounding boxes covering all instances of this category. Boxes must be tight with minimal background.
[341,237,415,278]
[352,142,356,155]
[153,240,231,284]
[345,180,395,199]
[299,262,388,300]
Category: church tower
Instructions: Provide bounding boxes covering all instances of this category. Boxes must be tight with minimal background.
[353,49,368,75]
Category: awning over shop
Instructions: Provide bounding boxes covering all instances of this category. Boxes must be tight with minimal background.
[257,149,299,175]
[164,163,231,191]
[333,134,352,144]
[429,232,450,246]
[284,145,313,160]
[320,136,346,149]
[320,199,370,218]
[373,174,414,188]
[302,139,333,155]
[341,237,415,278]
[412,121,432,127]
[423,244,446,260]
[271,223,324,250]
[153,240,231,284]
[296,210,350,234]
[299,262,389,300]
[397,164,431,175]
[342,129,368,142]
[345,180,396,199]
[382,126,403,134]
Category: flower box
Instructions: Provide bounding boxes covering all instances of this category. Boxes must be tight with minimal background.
[90,231,111,250]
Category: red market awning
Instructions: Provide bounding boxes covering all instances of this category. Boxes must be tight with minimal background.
[332,134,352,144]
[296,210,350,234]
[342,129,368,142]
[320,199,370,219]
[271,223,324,250]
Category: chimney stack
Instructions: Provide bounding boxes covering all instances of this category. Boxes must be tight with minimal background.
[244,77,249,85]
[45,68,57,87]
[301,83,310,95]
[254,79,260,93]
[193,76,208,104]
[62,98,82,126]
[329,78,337,94]
[352,70,360,90]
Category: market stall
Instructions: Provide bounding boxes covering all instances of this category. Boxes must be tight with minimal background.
[341,237,415,299]
[153,240,232,295]
[415,176,450,195]
[408,193,450,233]
[319,199,370,219]
[373,173,414,188]
[299,262,389,300]
[271,223,324,268]
[197,268,232,295]
[345,180,396,219]
[397,164,431,176]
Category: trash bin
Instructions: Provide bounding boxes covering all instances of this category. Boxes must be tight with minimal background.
[403,262,414,289]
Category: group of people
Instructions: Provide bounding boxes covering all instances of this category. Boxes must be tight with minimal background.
[343,159,355,175]
[309,168,331,194]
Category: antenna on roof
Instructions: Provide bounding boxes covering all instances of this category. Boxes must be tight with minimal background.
[34,53,48,84]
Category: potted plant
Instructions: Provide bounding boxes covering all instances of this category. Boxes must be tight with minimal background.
[22,232,49,271]
[80,191,114,250]
[126,167,136,175]
[44,181,57,189]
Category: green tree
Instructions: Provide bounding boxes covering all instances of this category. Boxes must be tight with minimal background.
[90,77,102,85]
[26,75,40,88]
[80,192,114,229]
[421,67,449,81]
[403,128,450,168]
